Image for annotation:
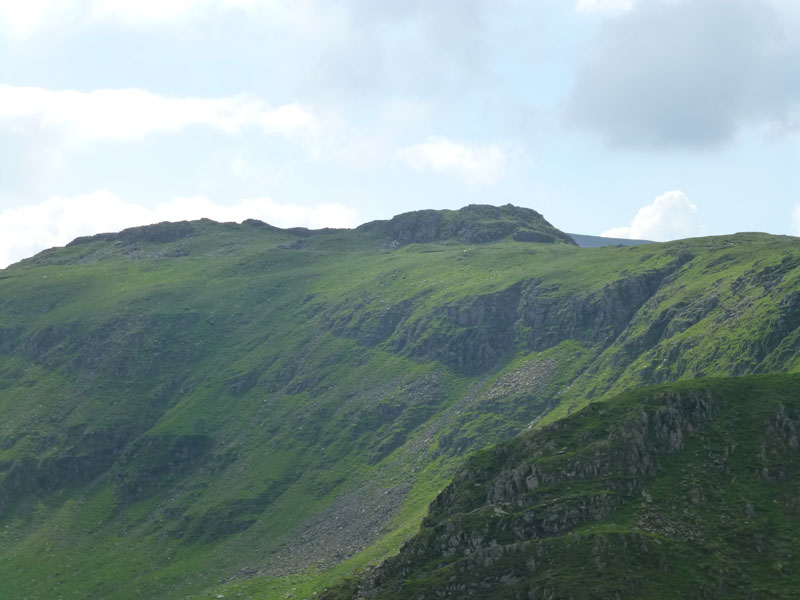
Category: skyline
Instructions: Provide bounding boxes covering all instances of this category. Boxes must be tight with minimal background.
[1,0,799,268]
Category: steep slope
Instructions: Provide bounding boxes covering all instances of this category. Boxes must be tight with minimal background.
[325,374,800,599]
[0,205,798,599]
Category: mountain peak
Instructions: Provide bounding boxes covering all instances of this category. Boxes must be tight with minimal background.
[358,203,576,245]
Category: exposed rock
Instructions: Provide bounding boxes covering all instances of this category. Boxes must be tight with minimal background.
[358,204,576,246]
[242,218,280,230]
[390,282,522,373]
[0,426,136,513]
[113,433,213,506]
[257,482,412,577]
[68,221,197,246]
[386,256,690,374]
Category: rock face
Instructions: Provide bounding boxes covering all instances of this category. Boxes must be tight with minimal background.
[389,282,524,373]
[325,374,800,599]
[331,250,697,375]
[358,204,577,246]
[67,221,198,246]
[0,426,134,514]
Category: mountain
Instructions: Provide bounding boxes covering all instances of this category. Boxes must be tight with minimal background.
[323,373,800,599]
[0,204,798,599]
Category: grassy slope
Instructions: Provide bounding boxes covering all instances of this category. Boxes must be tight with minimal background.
[0,213,797,599]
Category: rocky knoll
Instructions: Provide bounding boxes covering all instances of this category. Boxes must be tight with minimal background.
[357,204,576,246]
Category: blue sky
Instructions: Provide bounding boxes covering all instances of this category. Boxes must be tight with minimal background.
[0,0,798,267]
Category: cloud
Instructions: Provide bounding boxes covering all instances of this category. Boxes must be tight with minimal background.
[793,204,800,236]
[0,0,72,37]
[0,0,497,102]
[0,0,262,36]
[0,85,316,143]
[0,191,358,268]
[602,191,701,241]
[309,0,495,97]
[566,0,800,148]
[88,0,250,26]
[396,136,509,185]
[575,0,639,14]
[0,85,429,171]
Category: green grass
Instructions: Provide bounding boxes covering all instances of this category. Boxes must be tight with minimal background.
[0,209,798,599]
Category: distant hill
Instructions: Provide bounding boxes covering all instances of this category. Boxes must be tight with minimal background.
[0,205,798,599]
[567,232,654,248]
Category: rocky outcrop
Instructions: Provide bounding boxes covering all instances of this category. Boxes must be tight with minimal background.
[389,283,523,373]
[112,433,213,505]
[325,375,800,599]
[385,257,690,374]
[68,221,197,246]
[322,252,693,375]
[0,426,135,513]
[517,263,686,352]
[358,204,576,246]
[325,296,418,347]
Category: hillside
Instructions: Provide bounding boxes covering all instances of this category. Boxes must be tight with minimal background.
[325,374,800,599]
[0,204,798,599]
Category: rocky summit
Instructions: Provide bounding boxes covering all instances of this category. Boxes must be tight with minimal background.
[0,204,799,599]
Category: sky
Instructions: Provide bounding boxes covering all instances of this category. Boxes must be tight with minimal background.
[0,0,798,268]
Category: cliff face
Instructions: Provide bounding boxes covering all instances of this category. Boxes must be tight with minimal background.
[386,256,688,374]
[330,374,800,599]
[324,238,800,401]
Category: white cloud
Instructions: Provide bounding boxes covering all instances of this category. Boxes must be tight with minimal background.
[575,0,681,13]
[0,0,267,36]
[0,85,436,186]
[0,85,317,143]
[305,99,431,168]
[0,0,62,36]
[0,0,363,40]
[89,0,232,25]
[396,136,508,185]
[575,0,639,14]
[567,0,800,148]
[1,0,498,103]
[0,191,358,268]
[602,191,702,241]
